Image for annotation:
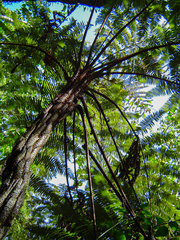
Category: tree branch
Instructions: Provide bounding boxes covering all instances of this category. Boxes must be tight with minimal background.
[88,88,138,137]
[77,104,97,239]
[85,91,141,204]
[91,41,180,75]
[106,71,180,86]
[72,110,78,191]
[90,0,155,67]
[60,3,80,25]
[0,42,70,82]
[86,0,118,66]
[77,1,96,70]
[81,96,148,239]
[64,118,73,204]
[82,144,123,202]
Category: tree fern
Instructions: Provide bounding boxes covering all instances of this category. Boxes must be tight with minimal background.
[0,1,180,239]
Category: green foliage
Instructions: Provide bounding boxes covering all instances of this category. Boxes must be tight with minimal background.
[1,0,180,239]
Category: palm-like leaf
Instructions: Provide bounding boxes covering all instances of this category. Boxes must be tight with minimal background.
[0,1,180,239]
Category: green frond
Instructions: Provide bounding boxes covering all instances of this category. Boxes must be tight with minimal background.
[29,174,61,201]
[29,225,79,240]
[137,109,165,133]
[1,1,180,239]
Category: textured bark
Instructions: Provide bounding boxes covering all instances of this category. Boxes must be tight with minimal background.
[0,76,90,239]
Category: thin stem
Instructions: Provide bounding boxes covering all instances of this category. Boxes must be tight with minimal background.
[73,110,78,191]
[77,1,97,70]
[82,144,123,203]
[77,105,97,239]
[81,97,148,239]
[88,88,138,138]
[60,3,80,25]
[86,91,141,205]
[90,0,154,67]
[64,118,73,204]
[11,48,37,73]
[98,71,180,86]
[86,0,118,66]
[91,29,113,68]
[0,42,70,82]
[91,41,180,75]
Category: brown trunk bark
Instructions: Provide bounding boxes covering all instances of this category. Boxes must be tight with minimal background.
[0,77,89,239]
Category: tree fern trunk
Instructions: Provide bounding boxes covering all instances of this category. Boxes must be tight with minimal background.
[0,81,84,239]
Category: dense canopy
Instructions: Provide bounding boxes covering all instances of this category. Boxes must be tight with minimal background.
[3,0,108,7]
[0,0,180,239]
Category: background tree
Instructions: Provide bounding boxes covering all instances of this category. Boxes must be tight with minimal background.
[0,0,180,239]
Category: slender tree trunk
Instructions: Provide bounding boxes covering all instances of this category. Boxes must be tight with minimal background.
[0,77,89,239]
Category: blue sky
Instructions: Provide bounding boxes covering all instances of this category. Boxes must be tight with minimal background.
[3,1,22,10]
[4,1,99,44]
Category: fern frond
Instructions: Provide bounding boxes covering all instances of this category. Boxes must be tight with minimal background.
[30,174,61,202]
[137,110,165,133]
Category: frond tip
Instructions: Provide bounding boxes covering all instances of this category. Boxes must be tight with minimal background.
[137,110,165,133]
